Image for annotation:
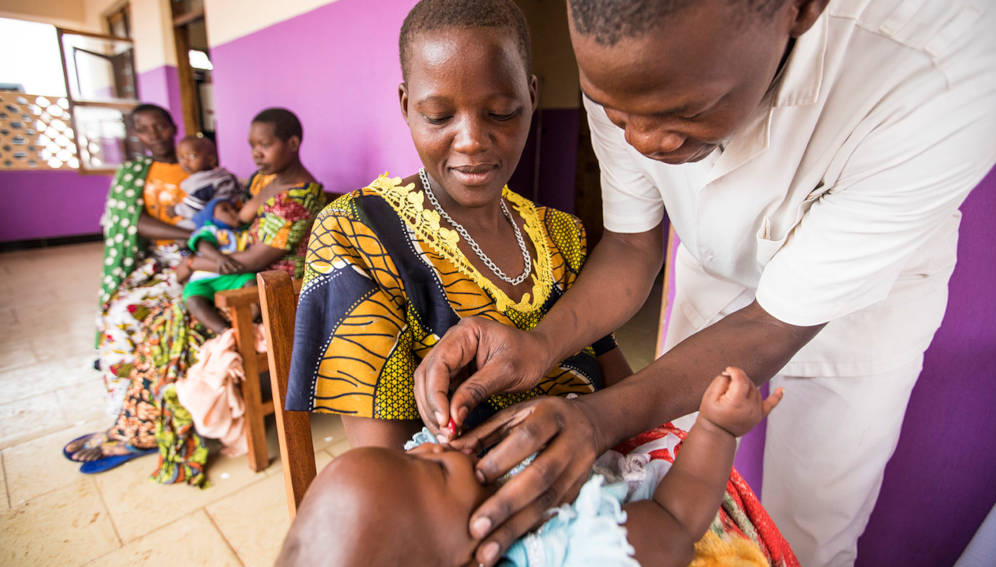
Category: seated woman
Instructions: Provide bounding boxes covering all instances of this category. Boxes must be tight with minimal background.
[278,368,797,567]
[285,0,630,450]
[65,108,326,483]
[95,104,198,411]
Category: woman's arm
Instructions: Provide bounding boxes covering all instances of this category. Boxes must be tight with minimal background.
[238,198,262,224]
[188,242,285,274]
[136,213,191,241]
[193,240,245,274]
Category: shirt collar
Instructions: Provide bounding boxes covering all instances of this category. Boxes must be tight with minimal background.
[773,7,829,108]
[703,8,829,183]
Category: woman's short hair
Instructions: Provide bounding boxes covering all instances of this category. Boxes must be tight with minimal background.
[252,107,303,142]
[399,0,531,80]
[130,103,175,127]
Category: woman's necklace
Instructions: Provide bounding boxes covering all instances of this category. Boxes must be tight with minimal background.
[419,167,532,286]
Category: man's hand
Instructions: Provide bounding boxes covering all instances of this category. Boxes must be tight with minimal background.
[413,317,554,438]
[449,395,606,566]
[698,366,782,438]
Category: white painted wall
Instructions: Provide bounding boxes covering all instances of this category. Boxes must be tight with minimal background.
[0,0,90,30]
[128,0,176,71]
[204,0,339,47]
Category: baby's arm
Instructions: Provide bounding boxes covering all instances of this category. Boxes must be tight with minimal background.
[622,368,782,566]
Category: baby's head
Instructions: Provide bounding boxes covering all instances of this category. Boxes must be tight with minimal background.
[177,135,218,174]
[277,442,495,567]
[249,107,303,175]
[193,198,239,229]
[398,0,537,203]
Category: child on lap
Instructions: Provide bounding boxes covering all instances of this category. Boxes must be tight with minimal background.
[176,198,256,333]
[277,367,792,567]
[173,135,243,228]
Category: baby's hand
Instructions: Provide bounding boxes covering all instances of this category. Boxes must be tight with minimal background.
[698,367,782,438]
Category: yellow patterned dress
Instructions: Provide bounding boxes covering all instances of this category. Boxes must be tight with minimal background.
[286,174,616,423]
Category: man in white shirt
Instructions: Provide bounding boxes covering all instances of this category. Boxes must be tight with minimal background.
[413,1,996,566]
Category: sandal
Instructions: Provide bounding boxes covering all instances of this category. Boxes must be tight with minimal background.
[79,444,157,474]
[63,432,108,462]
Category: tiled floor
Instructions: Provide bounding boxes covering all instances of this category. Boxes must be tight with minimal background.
[0,242,660,566]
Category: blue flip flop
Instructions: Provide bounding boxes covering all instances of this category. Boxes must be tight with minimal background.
[79,445,157,474]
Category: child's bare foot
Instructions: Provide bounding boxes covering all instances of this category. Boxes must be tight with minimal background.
[698,367,783,438]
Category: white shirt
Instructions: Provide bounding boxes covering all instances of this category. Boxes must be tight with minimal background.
[588,0,996,376]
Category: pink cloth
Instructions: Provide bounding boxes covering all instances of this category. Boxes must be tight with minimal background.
[176,326,265,457]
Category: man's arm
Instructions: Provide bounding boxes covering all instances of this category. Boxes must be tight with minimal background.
[578,300,822,451]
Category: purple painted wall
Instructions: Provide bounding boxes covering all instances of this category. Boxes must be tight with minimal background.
[137,65,185,139]
[855,168,996,566]
[730,167,996,565]
[0,65,183,243]
[209,0,420,191]
[509,108,580,212]
[0,170,110,241]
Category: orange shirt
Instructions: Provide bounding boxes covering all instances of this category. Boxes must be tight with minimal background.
[141,162,189,246]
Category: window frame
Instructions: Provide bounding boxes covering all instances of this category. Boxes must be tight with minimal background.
[55,26,139,175]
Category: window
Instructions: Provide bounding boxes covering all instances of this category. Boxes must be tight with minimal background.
[0,18,139,174]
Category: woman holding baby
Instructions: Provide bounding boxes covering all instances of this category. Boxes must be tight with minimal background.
[65,105,324,484]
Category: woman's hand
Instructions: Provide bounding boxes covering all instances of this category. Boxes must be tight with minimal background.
[449,395,607,567]
[215,255,244,274]
[175,260,192,283]
[413,317,555,438]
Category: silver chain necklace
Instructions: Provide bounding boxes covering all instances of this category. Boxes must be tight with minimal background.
[419,167,532,285]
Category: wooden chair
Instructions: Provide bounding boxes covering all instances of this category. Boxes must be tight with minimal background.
[256,270,316,519]
[215,286,274,472]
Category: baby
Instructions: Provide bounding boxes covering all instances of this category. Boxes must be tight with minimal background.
[173,135,243,228]
[176,197,255,333]
[277,368,787,567]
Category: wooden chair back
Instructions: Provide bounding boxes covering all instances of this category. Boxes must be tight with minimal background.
[215,286,275,472]
[256,270,315,519]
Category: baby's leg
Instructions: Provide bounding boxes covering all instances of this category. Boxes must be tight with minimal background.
[185,295,230,334]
